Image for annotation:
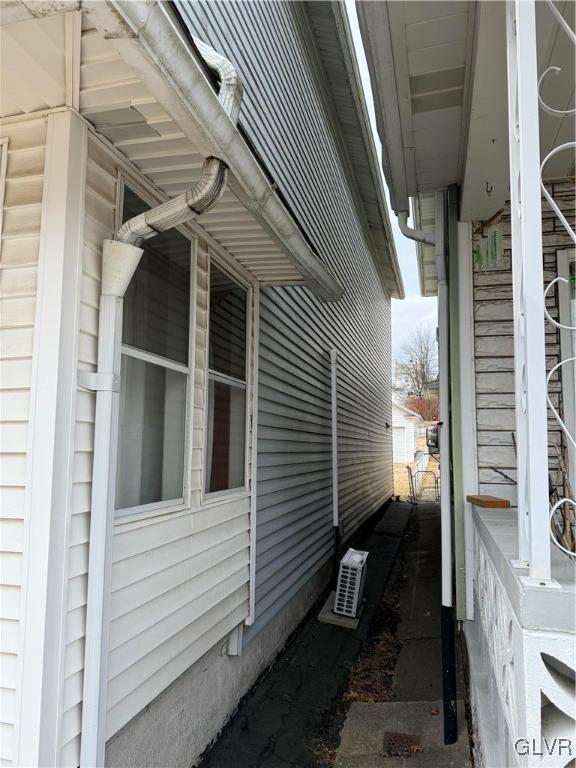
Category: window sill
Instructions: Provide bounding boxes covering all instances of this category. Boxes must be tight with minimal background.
[200,488,250,508]
[114,498,188,527]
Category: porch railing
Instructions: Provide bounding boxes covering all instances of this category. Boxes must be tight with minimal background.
[539,1,576,561]
[505,0,575,579]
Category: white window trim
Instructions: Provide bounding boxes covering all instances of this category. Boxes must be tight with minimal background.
[202,254,253,501]
[114,179,195,519]
[122,343,190,375]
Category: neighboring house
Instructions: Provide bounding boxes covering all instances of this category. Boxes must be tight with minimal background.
[392,401,428,499]
[361,1,575,766]
[423,377,439,400]
[0,2,402,768]
[392,401,422,464]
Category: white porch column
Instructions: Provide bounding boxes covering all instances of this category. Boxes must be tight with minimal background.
[505,0,551,581]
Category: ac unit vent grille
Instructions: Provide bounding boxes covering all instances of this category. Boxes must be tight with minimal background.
[334,548,368,618]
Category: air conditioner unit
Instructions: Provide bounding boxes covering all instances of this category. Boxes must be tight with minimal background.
[334,548,368,618]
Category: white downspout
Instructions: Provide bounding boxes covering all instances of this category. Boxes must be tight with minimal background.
[80,40,243,768]
[79,242,142,768]
[331,349,339,531]
[434,192,452,612]
[395,198,457,743]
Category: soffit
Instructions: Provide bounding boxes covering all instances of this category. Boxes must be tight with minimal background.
[78,23,305,286]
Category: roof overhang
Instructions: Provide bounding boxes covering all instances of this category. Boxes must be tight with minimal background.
[360,0,574,297]
[96,0,344,301]
[1,0,343,301]
[305,1,404,299]
[358,0,476,216]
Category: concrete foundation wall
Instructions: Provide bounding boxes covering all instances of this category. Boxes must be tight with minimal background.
[105,560,332,768]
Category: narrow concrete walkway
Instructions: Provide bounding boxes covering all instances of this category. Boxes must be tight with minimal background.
[335,503,471,767]
[197,501,412,768]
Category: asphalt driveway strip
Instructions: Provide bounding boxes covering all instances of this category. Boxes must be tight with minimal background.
[196,501,413,768]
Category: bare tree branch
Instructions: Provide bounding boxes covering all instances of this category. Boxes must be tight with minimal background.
[394,325,438,399]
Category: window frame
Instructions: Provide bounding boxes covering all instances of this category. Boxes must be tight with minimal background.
[202,253,252,503]
[114,178,195,521]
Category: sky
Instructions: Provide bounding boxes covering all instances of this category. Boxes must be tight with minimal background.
[344,1,438,361]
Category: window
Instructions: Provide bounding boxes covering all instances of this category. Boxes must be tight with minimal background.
[205,262,248,494]
[115,186,192,512]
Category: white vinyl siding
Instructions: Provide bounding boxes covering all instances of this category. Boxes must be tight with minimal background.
[179,2,394,639]
[392,409,420,464]
[106,244,251,740]
[473,182,575,507]
[58,135,253,764]
[0,118,47,768]
[59,134,116,768]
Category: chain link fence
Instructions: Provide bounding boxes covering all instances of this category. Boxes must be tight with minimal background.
[408,455,440,503]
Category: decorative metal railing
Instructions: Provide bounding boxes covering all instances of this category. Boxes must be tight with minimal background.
[539,0,576,559]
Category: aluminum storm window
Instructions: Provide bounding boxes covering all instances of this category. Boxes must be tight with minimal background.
[115,186,192,512]
[205,262,248,494]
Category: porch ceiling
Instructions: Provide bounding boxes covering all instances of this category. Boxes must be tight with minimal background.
[358,0,476,215]
[360,0,575,297]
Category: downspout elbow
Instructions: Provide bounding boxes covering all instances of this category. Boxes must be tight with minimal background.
[397,210,436,246]
[112,37,242,253]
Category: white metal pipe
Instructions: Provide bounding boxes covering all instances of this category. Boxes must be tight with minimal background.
[457,221,478,621]
[331,348,339,529]
[246,284,260,626]
[79,292,126,768]
[435,191,452,608]
[398,210,436,247]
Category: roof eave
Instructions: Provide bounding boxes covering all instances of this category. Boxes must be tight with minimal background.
[86,0,343,302]
[315,1,405,299]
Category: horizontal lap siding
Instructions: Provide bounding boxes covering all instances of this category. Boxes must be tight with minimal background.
[60,130,251,762]
[60,136,116,768]
[106,497,249,738]
[473,182,575,507]
[177,2,393,637]
[253,284,391,634]
[0,118,47,768]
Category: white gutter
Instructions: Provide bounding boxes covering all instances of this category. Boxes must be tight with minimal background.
[87,0,342,302]
[79,40,244,768]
